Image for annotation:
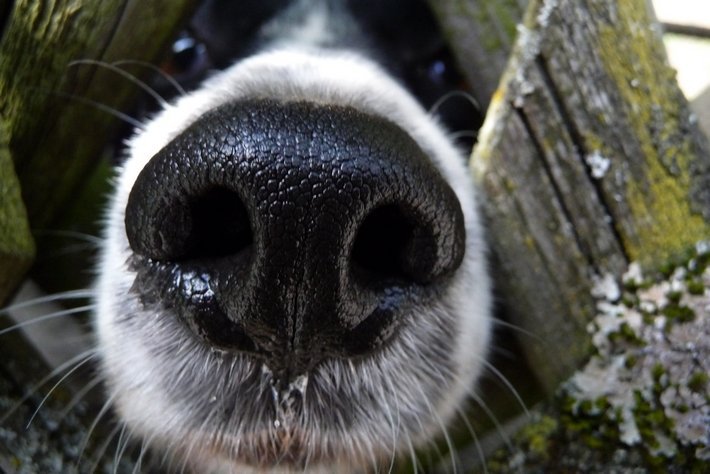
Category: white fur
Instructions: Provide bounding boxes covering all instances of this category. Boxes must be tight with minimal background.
[96,48,491,472]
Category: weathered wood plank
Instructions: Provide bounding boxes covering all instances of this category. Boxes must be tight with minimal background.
[1,1,198,470]
[0,0,198,231]
[0,117,34,307]
[472,0,710,392]
[427,0,528,110]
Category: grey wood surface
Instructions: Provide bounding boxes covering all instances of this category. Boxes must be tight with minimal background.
[470,0,710,393]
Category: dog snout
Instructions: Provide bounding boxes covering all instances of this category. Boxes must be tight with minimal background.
[124,99,465,376]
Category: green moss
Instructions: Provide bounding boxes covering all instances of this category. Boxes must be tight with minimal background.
[687,372,708,393]
[623,277,641,291]
[658,248,696,278]
[608,322,643,346]
[0,121,34,256]
[595,2,710,265]
[632,390,676,464]
[560,399,621,453]
[661,304,695,323]
[651,363,665,382]
[622,294,637,308]
[578,399,594,414]
[472,0,521,53]
[623,278,655,295]
[489,243,709,472]
[519,415,558,460]
[686,280,705,295]
[666,291,682,304]
[688,252,710,276]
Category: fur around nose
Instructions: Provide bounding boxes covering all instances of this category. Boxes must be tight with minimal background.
[125,99,465,377]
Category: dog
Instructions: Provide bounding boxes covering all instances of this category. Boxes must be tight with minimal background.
[93,0,492,471]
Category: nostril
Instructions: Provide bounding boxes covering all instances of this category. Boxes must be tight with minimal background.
[350,202,453,286]
[351,204,418,284]
[125,184,253,262]
[184,187,253,260]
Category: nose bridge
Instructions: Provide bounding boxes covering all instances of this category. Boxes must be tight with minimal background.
[242,159,351,352]
[240,125,384,354]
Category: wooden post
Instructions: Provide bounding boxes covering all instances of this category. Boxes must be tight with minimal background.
[470,0,710,393]
[0,0,198,232]
[0,118,34,307]
[0,0,196,470]
[427,0,527,111]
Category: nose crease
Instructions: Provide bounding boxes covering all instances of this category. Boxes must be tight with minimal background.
[125,99,465,376]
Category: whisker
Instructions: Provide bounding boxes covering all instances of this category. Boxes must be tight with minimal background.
[178,407,215,473]
[112,59,187,96]
[78,392,117,466]
[413,382,459,474]
[49,241,100,257]
[382,376,401,474]
[69,59,169,107]
[435,412,460,473]
[131,434,153,474]
[87,420,122,473]
[52,90,145,130]
[177,436,192,474]
[449,130,478,140]
[114,424,132,474]
[491,316,544,343]
[454,406,489,474]
[467,391,514,454]
[26,352,96,427]
[0,304,95,336]
[58,374,103,420]
[405,434,420,474]
[481,359,530,418]
[366,439,380,474]
[1,289,94,314]
[449,130,478,141]
[429,90,481,116]
[0,348,96,424]
[33,229,102,246]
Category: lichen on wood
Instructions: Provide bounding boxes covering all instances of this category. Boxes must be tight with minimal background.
[486,244,710,472]
[471,0,710,394]
[587,0,710,266]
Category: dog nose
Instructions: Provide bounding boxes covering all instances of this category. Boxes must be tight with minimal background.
[125,99,465,376]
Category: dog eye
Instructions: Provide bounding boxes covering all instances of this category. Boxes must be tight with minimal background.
[423,51,458,89]
[406,47,483,150]
[162,32,212,87]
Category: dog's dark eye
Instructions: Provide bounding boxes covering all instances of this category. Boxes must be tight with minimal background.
[129,30,213,112]
[171,35,210,77]
[406,47,483,150]
[426,58,449,87]
[347,0,483,149]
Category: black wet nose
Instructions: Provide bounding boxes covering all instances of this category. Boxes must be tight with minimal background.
[125,99,465,375]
